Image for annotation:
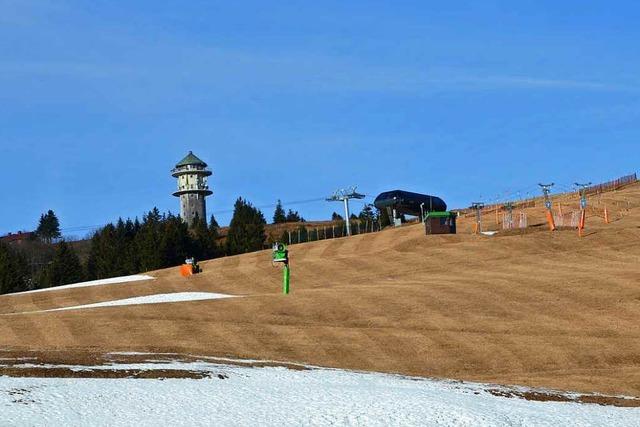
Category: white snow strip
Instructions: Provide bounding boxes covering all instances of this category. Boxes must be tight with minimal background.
[0,361,638,426]
[50,292,237,312]
[6,275,155,296]
[5,292,237,315]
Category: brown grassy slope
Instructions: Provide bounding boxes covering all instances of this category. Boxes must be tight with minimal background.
[0,183,639,396]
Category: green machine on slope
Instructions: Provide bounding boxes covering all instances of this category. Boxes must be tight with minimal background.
[272,243,290,294]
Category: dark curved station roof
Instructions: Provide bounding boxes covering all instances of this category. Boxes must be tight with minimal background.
[176,151,208,168]
[374,190,447,217]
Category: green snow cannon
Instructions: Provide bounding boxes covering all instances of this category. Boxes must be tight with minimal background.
[272,242,290,294]
[272,242,289,264]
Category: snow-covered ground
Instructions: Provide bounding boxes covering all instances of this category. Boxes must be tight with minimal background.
[6,275,155,296]
[1,359,638,426]
[43,292,236,313]
[2,292,237,316]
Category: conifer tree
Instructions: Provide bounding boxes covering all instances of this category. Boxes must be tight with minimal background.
[45,241,84,287]
[122,218,140,274]
[0,241,29,294]
[209,214,219,230]
[159,214,192,266]
[378,208,391,227]
[226,198,267,255]
[209,215,222,257]
[192,215,218,260]
[358,204,377,222]
[36,210,61,243]
[273,200,287,224]
[286,209,304,222]
[331,212,343,221]
[87,223,120,279]
[136,208,163,272]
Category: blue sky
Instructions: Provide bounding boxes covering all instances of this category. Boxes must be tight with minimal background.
[1,1,639,236]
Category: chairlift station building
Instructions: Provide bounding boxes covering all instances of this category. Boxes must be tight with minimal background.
[172,151,212,226]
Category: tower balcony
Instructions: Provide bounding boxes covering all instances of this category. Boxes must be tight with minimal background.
[171,165,213,178]
[173,187,213,197]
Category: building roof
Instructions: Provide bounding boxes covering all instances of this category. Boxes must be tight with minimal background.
[1,231,35,243]
[176,151,208,168]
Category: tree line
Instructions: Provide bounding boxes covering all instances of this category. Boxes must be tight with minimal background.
[1,198,382,295]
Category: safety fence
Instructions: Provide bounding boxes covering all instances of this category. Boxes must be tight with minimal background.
[553,211,581,228]
[585,173,637,195]
[460,172,637,218]
[277,220,382,246]
[501,212,528,230]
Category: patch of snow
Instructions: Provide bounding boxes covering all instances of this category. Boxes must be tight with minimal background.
[5,293,237,316]
[6,275,156,296]
[481,231,499,236]
[0,361,637,426]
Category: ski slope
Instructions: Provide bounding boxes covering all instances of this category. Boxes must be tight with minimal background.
[1,360,638,427]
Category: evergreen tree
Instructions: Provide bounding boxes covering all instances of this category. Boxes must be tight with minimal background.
[209,215,222,257]
[378,208,391,228]
[0,241,29,294]
[331,212,343,221]
[358,204,377,222]
[45,241,84,287]
[279,230,290,245]
[226,198,267,255]
[122,218,140,274]
[273,200,287,224]
[159,214,192,266]
[286,209,305,222]
[135,208,163,272]
[209,214,219,230]
[85,223,120,279]
[36,210,61,243]
[192,215,218,260]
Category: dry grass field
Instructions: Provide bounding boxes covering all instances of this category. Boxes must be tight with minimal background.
[1,183,639,397]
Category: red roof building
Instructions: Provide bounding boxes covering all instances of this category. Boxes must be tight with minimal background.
[0,231,35,244]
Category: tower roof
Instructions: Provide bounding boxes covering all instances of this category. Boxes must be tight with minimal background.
[176,151,208,168]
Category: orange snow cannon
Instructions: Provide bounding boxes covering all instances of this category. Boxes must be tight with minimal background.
[180,264,193,277]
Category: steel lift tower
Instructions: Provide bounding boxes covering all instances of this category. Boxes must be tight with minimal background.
[327,186,365,236]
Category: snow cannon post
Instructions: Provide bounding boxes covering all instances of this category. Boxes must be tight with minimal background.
[470,202,484,234]
[539,183,556,232]
[575,183,592,237]
[272,243,290,294]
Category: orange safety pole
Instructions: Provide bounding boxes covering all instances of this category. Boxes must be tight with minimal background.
[578,210,586,237]
[604,205,609,224]
[545,210,556,231]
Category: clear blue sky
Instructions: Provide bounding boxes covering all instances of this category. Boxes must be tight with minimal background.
[1,1,638,236]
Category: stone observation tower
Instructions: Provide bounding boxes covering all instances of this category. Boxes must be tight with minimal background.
[172,151,213,226]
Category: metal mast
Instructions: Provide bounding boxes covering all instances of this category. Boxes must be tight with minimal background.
[470,202,485,234]
[574,182,592,209]
[326,186,366,236]
[538,183,555,210]
[538,183,556,231]
[503,201,514,229]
